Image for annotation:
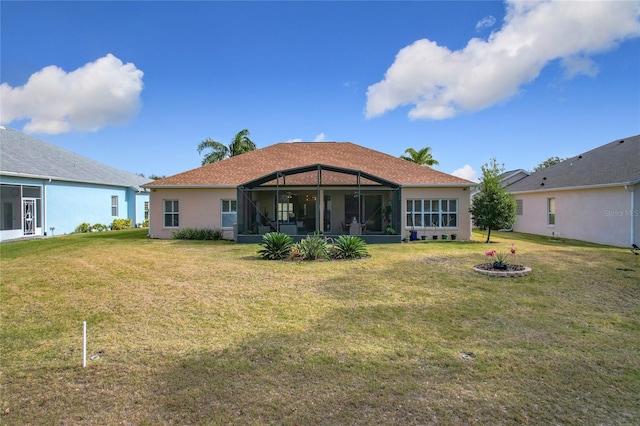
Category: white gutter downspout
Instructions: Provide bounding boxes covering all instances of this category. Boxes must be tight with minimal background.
[625,185,635,245]
[43,178,50,236]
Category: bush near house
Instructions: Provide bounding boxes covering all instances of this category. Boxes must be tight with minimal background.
[110,218,132,230]
[295,233,331,260]
[258,232,294,259]
[74,222,111,233]
[172,228,224,240]
[74,222,92,233]
[260,232,369,261]
[332,235,369,259]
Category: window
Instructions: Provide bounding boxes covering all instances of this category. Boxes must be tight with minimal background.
[278,202,294,221]
[441,199,457,227]
[405,200,420,227]
[406,199,458,228]
[425,199,440,227]
[221,200,237,228]
[111,196,118,216]
[547,198,555,225]
[516,199,523,216]
[164,200,179,227]
[144,201,149,220]
[22,186,41,198]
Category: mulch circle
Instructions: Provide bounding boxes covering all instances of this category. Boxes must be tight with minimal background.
[473,263,532,277]
[474,263,526,272]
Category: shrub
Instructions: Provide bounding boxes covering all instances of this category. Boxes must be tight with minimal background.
[111,218,132,230]
[295,233,330,260]
[74,222,92,233]
[289,245,301,260]
[172,228,224,240]
[332,235,369,259]
[258,232,293,260]
[92,223,108,232]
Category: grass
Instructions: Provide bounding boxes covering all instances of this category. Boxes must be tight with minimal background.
[1,229,639,424]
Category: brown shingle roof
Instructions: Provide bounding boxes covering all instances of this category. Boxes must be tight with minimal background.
[146,142,473,187]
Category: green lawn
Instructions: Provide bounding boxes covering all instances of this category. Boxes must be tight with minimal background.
[1,229,639,425]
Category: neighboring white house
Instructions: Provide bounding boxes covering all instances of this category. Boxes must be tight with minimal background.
[0,126,150,241]
[508,135,639,248]
[144,141,475,243]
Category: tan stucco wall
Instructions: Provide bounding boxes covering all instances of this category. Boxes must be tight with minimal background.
[149,186,473,241]
[513,185,638,247]
[402,187,472,240]
[148,188,237,239]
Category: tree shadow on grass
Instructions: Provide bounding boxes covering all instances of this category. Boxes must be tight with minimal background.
[149,297,639,425]
[150,304,484,425]
[149,255,637,424]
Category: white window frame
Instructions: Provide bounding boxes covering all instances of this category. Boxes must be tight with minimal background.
[406,199,458,229]
[547,197,556,226]
[516,199,523,216]
[164,200,179,228]
[221,199,237,228]
[277,202,294,222]
[440,199,458,227]
[111,196,118,217]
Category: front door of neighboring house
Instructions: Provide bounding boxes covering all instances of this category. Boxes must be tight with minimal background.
[23,198,36,236]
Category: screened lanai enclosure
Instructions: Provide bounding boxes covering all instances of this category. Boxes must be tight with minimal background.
[235,164,402,243]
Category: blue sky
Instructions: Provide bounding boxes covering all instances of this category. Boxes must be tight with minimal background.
[2,1,639,181]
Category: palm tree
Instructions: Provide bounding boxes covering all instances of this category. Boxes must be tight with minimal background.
[400,147,439,167]
[197,129,256,165]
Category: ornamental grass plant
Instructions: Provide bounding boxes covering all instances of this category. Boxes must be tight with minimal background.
[1,229,639,425]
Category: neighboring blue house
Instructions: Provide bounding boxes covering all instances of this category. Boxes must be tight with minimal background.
[0,126,150,242]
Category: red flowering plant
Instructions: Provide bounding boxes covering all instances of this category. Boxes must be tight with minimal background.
[485,244,516,267]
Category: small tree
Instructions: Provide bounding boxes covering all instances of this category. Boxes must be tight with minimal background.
[470,158,517,243]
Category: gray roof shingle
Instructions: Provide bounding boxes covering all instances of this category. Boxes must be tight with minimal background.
[0,126,150,190]
[508,135,640,193]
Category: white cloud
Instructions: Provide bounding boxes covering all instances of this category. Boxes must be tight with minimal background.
[451,164,477,182]
[286,133,327,142]
[475,15,496,31]
[366,0,640,120]
[313,132,327,142]
[0,53,144,134]
[560,55,599,79]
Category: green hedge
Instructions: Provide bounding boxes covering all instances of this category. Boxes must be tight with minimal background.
[172,228,224,240]
[111,218,132,230]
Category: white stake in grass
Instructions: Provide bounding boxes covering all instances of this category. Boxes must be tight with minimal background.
[82,321,87,368]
